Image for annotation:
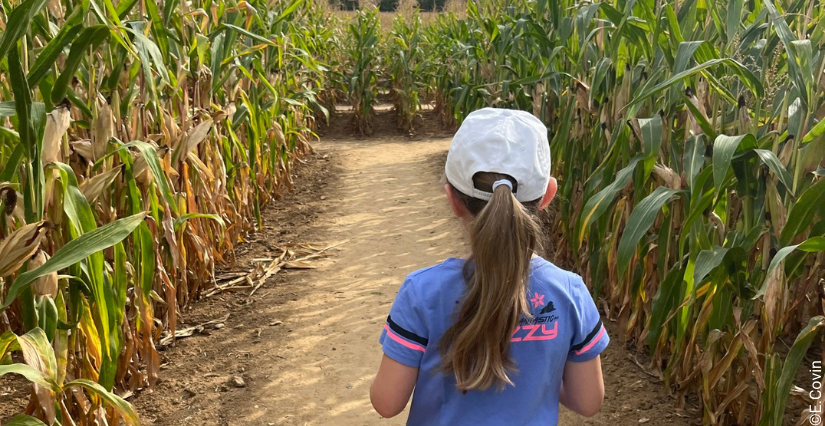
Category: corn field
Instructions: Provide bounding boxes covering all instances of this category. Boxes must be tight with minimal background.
[411,1,825,425]
[1,0,825,424]
[0,0,332,423]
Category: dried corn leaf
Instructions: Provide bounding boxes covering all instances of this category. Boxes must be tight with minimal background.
[282,260,316,269]
[0,221,48,277]
[79,166,122,203]
[174,119,213,164]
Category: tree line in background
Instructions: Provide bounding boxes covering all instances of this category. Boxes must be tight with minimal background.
[331,0,449,12]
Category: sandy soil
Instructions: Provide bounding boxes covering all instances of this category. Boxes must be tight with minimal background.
[125,108,701,426]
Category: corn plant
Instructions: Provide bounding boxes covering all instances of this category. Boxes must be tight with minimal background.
[418,0,825,424]
[346,6,381,135]
[0,0,330,422]
[387,10,430,133]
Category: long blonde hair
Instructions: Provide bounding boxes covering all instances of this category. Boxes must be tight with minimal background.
[441,172,543,392]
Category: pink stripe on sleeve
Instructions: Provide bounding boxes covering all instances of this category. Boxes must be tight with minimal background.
[384,324,426,352]
[574,326,605,355]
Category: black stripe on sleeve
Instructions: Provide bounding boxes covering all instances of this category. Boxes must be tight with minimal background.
[570,319,603,352]
[387,315,428,346]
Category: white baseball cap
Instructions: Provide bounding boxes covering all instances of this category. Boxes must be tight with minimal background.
[445,108,551,203]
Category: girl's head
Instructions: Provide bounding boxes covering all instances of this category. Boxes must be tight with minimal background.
[440,108,557,392]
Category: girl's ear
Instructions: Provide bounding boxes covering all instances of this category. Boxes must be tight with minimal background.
[445,184,470,218]
[538,177,558,210]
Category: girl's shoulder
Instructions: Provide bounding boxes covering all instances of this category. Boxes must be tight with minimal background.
[529,257,589,299]
[399,258,466,301]
[407,257,465,279]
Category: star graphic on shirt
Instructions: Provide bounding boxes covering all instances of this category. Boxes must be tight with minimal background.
[530,292,545,309]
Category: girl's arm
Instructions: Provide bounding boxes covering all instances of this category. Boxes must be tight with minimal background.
[370,355,419,418]
[559,355,605,417]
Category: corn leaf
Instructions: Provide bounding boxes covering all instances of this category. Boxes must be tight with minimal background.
[0,364,52,389]
[0,0,50,61]
[1,213,148,311]
[752,149,794,195]
[5,415,48,426]
[51,25,110,104]
[26,2,87,87]
[763,316,825,426]
[756,237,825,298]
[684,135,705,191]
[780,179,825,245]
[65,378,140,426]
[617,187,682,277]
[712,134,756,197]
[577,156,644,247]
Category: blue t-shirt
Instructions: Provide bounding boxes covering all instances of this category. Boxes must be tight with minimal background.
[379,257,609,426]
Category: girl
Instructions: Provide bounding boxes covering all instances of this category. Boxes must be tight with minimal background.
[371,108,608,425]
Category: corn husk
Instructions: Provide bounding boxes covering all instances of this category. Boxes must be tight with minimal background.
[93,98,115,161]
[29,250,58,298]
[42,106,72,165]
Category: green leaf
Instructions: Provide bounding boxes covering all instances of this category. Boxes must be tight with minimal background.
[26,2,87,86]
[65,379,140,426]
[639,115,663,160]
[693,246,730,285]
[759,354,781,426]
[0,331,21,360]
[756,237,825,299]
[780,179,825,245]
[647,267,685,349]
[617,187,682,277]
[0,363,52,389]
[129,30,171,85]
[762,0,808,107]
[1,213,148,310]
[625,59,763,114]
[685,135,705,191]
[712,134,756,198]
[217,23,278,47]
[273,0,304,26]
[726,0,744,43]
[770,316,825,425]
[51,25,110,104]
[96,140,179,215]
[577,156,644,246]
[0,102,18,117]
[802,118,825,145]
[8,47,35,154]
[752,149,794,195]
[0,0,50,61]
[174,213,226,232]
[5,415,48,426]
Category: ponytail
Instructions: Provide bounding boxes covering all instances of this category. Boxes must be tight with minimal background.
[441,173,543,392]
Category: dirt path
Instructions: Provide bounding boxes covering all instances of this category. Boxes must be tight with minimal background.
[132,110,700,426]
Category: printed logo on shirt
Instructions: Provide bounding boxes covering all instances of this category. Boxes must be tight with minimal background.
[529,292,545,309]
[512,321,558,342]
[513,296,559,342]
[539,301,556,315]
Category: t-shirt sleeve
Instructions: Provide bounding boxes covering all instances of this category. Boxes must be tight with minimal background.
[567,275,609,362]
[378,277,428,368]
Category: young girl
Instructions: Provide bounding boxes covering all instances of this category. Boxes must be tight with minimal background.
[370,108,608,425]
